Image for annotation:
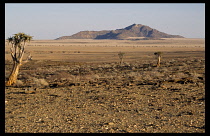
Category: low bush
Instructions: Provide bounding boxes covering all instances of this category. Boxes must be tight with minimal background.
[15,80,24,87]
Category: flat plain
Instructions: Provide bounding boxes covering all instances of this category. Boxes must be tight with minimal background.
[5,38,205,133]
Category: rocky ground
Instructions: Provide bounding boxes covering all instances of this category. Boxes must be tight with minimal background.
[5,57,205,133]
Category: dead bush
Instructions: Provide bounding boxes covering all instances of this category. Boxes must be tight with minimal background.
[15,80,24,87]
[48,71,73,82]
[39,79,49,86]
[27,77,49,88]
[139,71,153,81]
[174,72,188,78]
[150,71,164,78]
[189,71,203,79]
[19,72,33,80]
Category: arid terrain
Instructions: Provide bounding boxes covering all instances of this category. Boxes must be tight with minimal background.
[5,38,205,133]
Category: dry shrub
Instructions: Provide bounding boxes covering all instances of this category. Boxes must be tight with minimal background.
[189,71,203,79]
[157,67,169,73]
[127,72,139,77]
[139,71,153,81]
[19,72,33,80]
[80,74,100,82]
[142,74,153,81]
[49,71,73,81]
[150,71,164,78]
[126,72,144,81]
[67,75,76,81]
[166,72,188,81]
[138,70,164,80]
[180,62,188,67]
[115,75,123,80]
[39,79,49,86]
[28,77,49,87]
[91,74,100,80]
[15,80,24,87]
[174,72,187,78]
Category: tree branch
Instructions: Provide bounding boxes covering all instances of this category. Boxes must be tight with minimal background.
[18,46,25,60]
[21,53,32,65]
[10,48,15,61]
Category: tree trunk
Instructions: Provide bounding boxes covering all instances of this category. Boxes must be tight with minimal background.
[157,56,161,67]
[120,58,123,65]
[6,62,21,86]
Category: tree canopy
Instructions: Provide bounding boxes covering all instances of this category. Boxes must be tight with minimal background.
[154,52,163,56]
[7,32,33,47]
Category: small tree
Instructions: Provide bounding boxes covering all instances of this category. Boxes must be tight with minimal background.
[6,33,33,86]
[154,52,163,67]
[118,52,125,65]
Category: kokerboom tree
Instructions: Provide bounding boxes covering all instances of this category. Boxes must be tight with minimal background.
[6,33,33,86]
[154,52,163,67]
[118,52,125,66]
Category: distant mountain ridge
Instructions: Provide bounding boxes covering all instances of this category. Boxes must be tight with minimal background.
[56,24,184,40]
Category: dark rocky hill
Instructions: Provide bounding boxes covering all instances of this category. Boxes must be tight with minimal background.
[56,24,184,40]
[56,30,110,40]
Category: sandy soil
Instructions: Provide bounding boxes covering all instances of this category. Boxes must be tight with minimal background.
[5,38,204,62]
[5,38,205,133]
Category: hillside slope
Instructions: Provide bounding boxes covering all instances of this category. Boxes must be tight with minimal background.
[56,24,184,40]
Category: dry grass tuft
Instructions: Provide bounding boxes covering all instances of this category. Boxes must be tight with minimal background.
[28,77,49,87]
[15,80,24,87]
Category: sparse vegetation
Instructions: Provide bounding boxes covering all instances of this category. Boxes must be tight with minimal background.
[154,52,163,67]
[118,52,125,65]
[5,39,204,133]
[15,80,23,87]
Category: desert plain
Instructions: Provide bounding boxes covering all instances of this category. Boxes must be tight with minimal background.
[5,38,205,133]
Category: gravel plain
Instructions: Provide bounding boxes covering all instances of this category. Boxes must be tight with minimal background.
[5,55,205,133]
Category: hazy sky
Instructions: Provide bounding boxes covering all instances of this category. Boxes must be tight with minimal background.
[5,3,205,39]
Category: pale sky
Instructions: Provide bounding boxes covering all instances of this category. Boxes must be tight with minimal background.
[5,3,205,39]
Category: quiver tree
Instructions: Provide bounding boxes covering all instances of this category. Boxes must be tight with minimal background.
[6,33,33,86]
[154,52,163,67]
[118,52,125,66]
